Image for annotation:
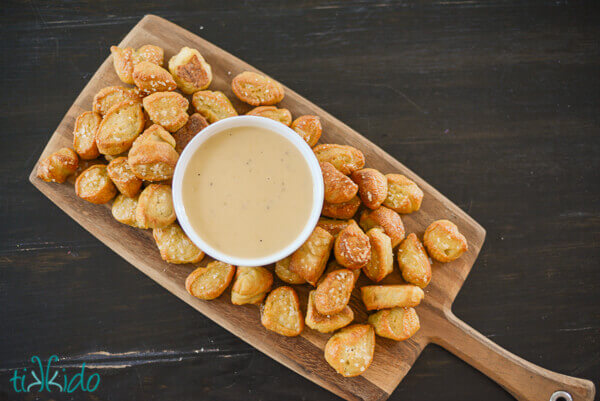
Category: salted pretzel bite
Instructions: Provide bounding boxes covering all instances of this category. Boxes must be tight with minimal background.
[75,164,116,204]
[191,90,238,123]
[423,219,468,262]
[246,106,292,126]
[37,148,79,183]
[288,226,334,286]
[351,168,387,210]
[231,266,273,305]
[173,113,208,154]
[110,44,164,85]
[334,223,371,270]
[128,125,179,181]
[314,268,355,315]
[383,174,423,214]
[142,91,189,132]
[111,194,141,228]
[135,184,176,229]
[318,260,361,286]
[397,233,432,288]
[275,256,305,284]
[95,100,145,155]
[324,324,375,377]
[321,196,361,220]
[360,284,424,311]
[232,71,285,106]
[359,206,405,248]
[261,286,303,337]
[93,86,140,116]
[320,161,358,204]
[313,144,365,175]
[73,111,101,160]
[291,115,321,147]
[168,47,212,94]
[185,261,235,300]
[132,61,177,95]
[107,156,142,198]
[305,290,354,333]
[153,223,204,264]
[369,307,420,341]
[363,228,394,282]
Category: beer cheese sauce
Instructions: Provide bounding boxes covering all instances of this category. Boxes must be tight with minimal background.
[182,126,313,259]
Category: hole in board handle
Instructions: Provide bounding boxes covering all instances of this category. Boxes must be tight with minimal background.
[550,391,573,401]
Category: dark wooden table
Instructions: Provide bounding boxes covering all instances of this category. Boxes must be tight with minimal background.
[1,1,598,400]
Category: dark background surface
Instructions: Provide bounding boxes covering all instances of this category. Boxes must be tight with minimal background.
[0,1,599,400]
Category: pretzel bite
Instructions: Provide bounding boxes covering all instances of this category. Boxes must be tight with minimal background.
[363,228,393,282]
[173,113,208,153]
[106,157,142,198]
[135,184,176,229]
[73,111,101,160]
[368,307,420,341]
[313,144,365,175]
[96,100,145,155]
[334,223,371,270]
[320,161,358,204]
[351,168,387,210]
[75,164,117,204]
[110,44,164,85]
[317,217,357,237]
[231,266,273,305]
[305,290,354,333]
[314,268,355,315]
[275,256,306,284]
[423,219,468,262]
[397,233,432,288]
[246,106,292,126]
[111,194,142,227]
[324,324,375,377]
[191,90,238,123]
[291,115,321,147]
[168,47,212,94]
[261,286,303,337]
[318,260,361,286]
[93,86,141,116]
[289,226,334,286]
[185,261,235,300]
[383,174,423,214]
[153,223,204,264]
[232,71,285,106]
[128,125,179,181]
[360,284,424,311]
[37,148,79,183]
[359,206,405,248]
[142,91,189,132]
[132,61,177,95]
[321,196,361,219]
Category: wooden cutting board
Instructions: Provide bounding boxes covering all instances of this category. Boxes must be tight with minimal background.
[29,15,595,401]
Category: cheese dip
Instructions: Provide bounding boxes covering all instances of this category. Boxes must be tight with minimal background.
[181,126,313,259]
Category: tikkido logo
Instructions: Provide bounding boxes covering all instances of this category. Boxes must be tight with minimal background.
[9,355,101,393]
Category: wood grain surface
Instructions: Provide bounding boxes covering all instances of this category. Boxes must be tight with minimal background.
[1,2,598,401]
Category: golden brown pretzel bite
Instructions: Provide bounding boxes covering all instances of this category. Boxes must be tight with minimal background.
[261,286,304,337]
[37,148,79,183]
[320,161,359,204]
[324,324,375,377]
[397,233,432,288]
[232,71,285,106]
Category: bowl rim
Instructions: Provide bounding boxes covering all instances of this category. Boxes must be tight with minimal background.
[172,115,324,267]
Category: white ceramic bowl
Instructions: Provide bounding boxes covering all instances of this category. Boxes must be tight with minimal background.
[172,115,324,267]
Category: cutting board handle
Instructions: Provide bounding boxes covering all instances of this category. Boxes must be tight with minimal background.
[426,308,595,401]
